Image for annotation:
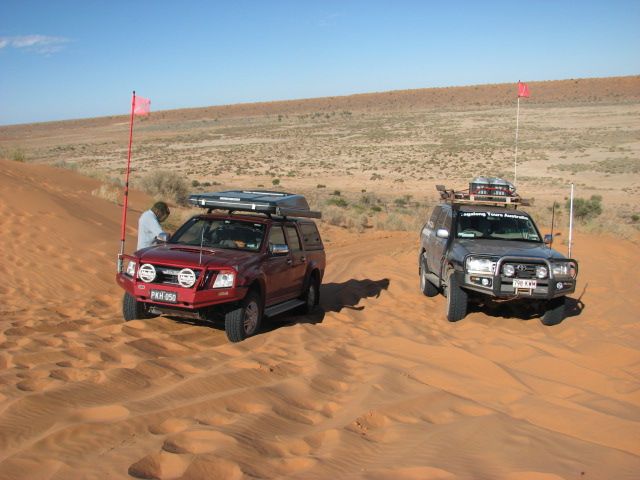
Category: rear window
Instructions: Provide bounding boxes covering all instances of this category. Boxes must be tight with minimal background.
[299,222,323,250]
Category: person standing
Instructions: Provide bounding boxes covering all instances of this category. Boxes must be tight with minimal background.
[137,201,170,250]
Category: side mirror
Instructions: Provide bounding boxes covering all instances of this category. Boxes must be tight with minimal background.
[155,232,170,244]
[436,228,449,239]
[269,243,290,256]
[544,234,553,245]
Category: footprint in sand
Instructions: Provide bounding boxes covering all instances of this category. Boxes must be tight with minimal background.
[162,429,237,454]
[49,367,105,384]
[16,377,59,392]
[226,401,269,415]
[128,451,190,480]
[74,404,129,423]
[181,456,243,480]
[148,417,194,435]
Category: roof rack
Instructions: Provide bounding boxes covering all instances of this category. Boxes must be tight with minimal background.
[188,190,322,219]
[436,184,530,208]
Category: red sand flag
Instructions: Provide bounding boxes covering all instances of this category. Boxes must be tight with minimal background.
[133,96,151,116]
[518,81,530,98]
[118,91,150,271]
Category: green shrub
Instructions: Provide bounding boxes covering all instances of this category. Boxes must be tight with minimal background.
[326,197,348,208]
[11,148,25,162]
[568,195,602,222]
[140,171,188,205]
[272,178,280,186]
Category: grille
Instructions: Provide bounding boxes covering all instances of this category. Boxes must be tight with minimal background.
[502,263,538,279]
[148,265,202,286]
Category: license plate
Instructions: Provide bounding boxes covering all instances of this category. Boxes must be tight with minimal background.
[150,289,177,303]
[513,279,537,289]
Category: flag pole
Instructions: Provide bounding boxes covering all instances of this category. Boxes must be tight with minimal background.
[514,95,520,186]
[568,183,575,258]
[117,90,137,272]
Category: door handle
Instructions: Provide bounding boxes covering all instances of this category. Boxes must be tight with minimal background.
[286,259,293,265]
[300,256,306,263]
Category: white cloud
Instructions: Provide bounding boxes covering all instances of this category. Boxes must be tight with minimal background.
[0,35,70,54]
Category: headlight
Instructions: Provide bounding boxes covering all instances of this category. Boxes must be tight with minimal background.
[466,257,495,274]
[503,264,515,277]
[138,263,156,283]
[178,268,197,288]
[551,262,577,278]
[126,261,136,277]
[212,271,235,288]
[535,265,548,279]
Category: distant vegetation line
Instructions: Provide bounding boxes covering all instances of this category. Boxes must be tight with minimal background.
[1,75,638,130]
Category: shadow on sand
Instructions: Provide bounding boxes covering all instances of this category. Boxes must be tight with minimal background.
[469,283,587,325]
[170,278,391,337]
[263,278,391,332]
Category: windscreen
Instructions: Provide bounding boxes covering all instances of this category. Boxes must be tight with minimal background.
[457,211,541,242]
[171,218,265,252]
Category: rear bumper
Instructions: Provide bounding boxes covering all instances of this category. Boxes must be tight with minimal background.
[116,273,247,309]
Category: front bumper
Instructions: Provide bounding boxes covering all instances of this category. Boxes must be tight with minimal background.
[116,273,247,310]
[460,256,577,300]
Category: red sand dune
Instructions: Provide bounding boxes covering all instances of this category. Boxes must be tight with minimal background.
[0,158,639,479]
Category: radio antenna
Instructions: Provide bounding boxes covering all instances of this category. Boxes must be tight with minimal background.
[199,220,206,265]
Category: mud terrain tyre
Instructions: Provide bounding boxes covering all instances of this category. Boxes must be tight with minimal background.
[225,290,262,342]
[123,292,154,321]
[299,275,320,314]
[446,270,468,322]
[419,255,439,297]
[541,296,566,326]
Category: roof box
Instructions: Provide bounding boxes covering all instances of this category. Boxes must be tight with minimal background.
[188,190,322,219]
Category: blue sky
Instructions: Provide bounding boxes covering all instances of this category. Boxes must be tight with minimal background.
[1,0,639,125]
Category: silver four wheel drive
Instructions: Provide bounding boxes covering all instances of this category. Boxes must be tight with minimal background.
[419,180,578,325]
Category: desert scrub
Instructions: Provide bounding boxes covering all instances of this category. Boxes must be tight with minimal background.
[568,195,603,222]
[91,183,121,204]
[139,171,189,205]
[10,147,26,162]
[326,197,348,208]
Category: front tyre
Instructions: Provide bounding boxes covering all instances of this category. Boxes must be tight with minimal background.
[225,290,262,342]
[445,270,468,322]
[419,255,439,297]
[541,296,566,326]
[122,292,152,321]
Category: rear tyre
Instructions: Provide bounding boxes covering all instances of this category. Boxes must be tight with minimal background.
[123,292,151,321]
[419,255,439,297]
[225,290,262,342]
[541,296,566,326]
[445,270,468,322]
[300,275,320,314]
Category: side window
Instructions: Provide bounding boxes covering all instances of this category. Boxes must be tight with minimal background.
[299,222,323,250]
[428,207,442,229]
[443,210,452,231]
[268,225,286,246]
[435,208,448,230]
[285,225,302,251]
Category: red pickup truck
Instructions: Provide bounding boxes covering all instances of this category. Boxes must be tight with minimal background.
[116,191,325,342]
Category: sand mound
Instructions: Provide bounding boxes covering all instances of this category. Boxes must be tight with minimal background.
[0,159,639,479]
